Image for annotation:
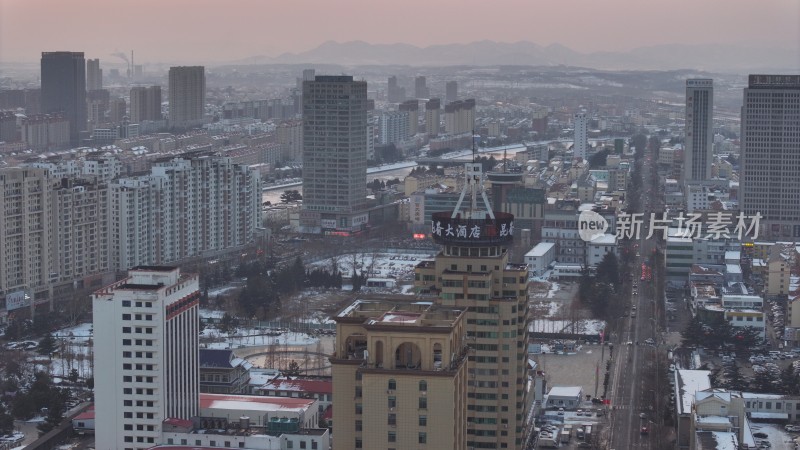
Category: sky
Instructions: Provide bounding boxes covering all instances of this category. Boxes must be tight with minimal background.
[1,0,799,64]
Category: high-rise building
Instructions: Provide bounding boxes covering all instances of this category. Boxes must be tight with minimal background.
[445,80,458,104]
[387,76,405,103]
[21,114,70,151]
[683,79,714,184]
[109,97,127,123]
[399,100,419,135]
[741,74,800,238]
[444,99,475,135]
[415,76,429,99]
[86,58,102,91]
[168,66,205,129]
[0,111,18,142]
[0,168,53,311]
[276,120,303,162]
[41,51,87,146]
[130,86,162,123]
[330,298,468,450]
[413,163,529,449]
[425,98,441,137]
[573,111,588,160]
[93,266,200,450]
[379,111,410,145]
[301,75,368,233]
[111,156,261,271]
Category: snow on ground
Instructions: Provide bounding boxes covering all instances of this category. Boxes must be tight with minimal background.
[208,286,238,297]
[749,423,794,450]
[201,327,318,349]
[310,251,436,288]
[200,308,225,320]
[547,282,560,298]
[52,323,93,343]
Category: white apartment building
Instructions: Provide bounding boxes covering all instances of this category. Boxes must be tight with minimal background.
[683,79,714,184]
[93,266,200,450]
[110,156,260,271]
[378,110,410,145]
[444,99,475,135]
[573,112,588,160]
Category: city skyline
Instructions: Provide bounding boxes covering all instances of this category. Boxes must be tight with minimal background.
[1,0,798,65]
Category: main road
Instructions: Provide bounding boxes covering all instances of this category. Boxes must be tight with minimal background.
[607,143,665,449]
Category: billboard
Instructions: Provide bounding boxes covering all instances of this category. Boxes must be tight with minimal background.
[5,291,30,311]
[320,219,337,229]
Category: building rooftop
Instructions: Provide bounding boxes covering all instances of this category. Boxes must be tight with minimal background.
[199,393,315,413]
[260,377,332,395]
[525,242,555,258]
[335,298,463,329]
[547,386,583,397]
[675,370,711,415]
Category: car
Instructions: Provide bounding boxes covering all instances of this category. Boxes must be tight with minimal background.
[639,412,647,419]
[626,341,633,345]
[557,408,564,415]
[640,426,649,434]
[645,338,655,345]
[631,312,637,318]
[753,432,768,439]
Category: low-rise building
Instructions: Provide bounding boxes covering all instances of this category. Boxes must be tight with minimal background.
[199,349,252,394]
[524,242,556,275]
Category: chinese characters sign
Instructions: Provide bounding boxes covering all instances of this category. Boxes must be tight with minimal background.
[614,212,762,241]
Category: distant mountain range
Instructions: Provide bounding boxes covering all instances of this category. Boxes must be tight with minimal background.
[237,40,798,72]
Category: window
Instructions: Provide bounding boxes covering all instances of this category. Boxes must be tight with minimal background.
[419,415,427,426]
[419,397,427,409]
[388,379,396,390]
[286,442,294,449]
[418,432,427,444]
[388,414,396,425]
[122,314,131,320]
[311,442,317,450]
[300,442,306,449]
[122,300,131,307]
[355,420,362,431]
[355,439,362,449]
[388,431,396,442]
[388,396,396,408]
[419,380,427,391]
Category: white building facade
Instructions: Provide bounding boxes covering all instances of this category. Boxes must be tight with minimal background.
[93,266,200,450]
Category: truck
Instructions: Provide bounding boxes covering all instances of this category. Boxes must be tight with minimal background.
[560,430,571,443]
[583,425,593,441]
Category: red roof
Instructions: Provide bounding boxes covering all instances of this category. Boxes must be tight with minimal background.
[322,405,333,420]
[163,417,193,428]
[199,393,315,409]
[73,411,95,421]
[261,378,332,394]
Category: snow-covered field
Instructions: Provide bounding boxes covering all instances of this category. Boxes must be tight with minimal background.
[529,319,606,336]
[310,251,436,289]
[201,327,318,349]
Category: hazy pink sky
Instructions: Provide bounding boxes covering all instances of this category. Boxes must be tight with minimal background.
[1,0,798,64]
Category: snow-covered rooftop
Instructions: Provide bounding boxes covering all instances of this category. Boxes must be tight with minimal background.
[676,370,711,415]
[547,386,583,398]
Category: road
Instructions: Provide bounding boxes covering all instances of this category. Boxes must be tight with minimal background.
[608,143,666,450]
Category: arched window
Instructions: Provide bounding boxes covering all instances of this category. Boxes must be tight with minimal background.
[388,379,396,390]
[419,380,427,392]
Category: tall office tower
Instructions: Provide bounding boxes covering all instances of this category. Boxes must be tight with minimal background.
[399,99,419,135]
[741,75,800,238]
[683,79,714,184]
[444,99,475,135]
[110,156,261,271]
[130,86,162,123]
[330,298,468,450]
[425,98,441,137]
[379,111,410,145]
[414,163,529,450]
[168,66,205,129]
[301,76,368,233]
[387,76,406,103]
[0,168,53,312]
[415,76,429,98]
[573,111,588,160]
[0,112,16,142]
[445,80,458,103]
[93,266,200,450]
[41,51,87,146]
[86,58,102,91]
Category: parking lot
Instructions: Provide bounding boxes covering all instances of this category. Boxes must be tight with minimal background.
[534,343,610,399]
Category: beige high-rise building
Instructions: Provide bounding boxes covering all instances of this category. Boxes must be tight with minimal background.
[445,99,475,135]
[414,163,529,450]
[0,168,54,311]
[425,98,441,137]
[276,120,303,162]
[331,164,529,450]
[168,66,206,129]
[399,100,419,135]
[331,298,468,450]
[86,58,102,91]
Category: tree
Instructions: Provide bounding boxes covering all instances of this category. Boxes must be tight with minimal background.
[724,360,747,391]
[595,252,620,287]
[68,368,79,384]
[681,316,705,347]
[588,148,610,168]
[780,365,799,395]
[218,313,239,335]
[280,190,303,204]
[752,369,779,393]
[37,333,57,358]
[0,405,13,435]
[283,360,302,377]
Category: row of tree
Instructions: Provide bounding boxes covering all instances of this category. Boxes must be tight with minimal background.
[681,315,764,353]
[579,252,622,319]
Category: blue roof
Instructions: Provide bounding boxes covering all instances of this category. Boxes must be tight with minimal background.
[199,349,234,368]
